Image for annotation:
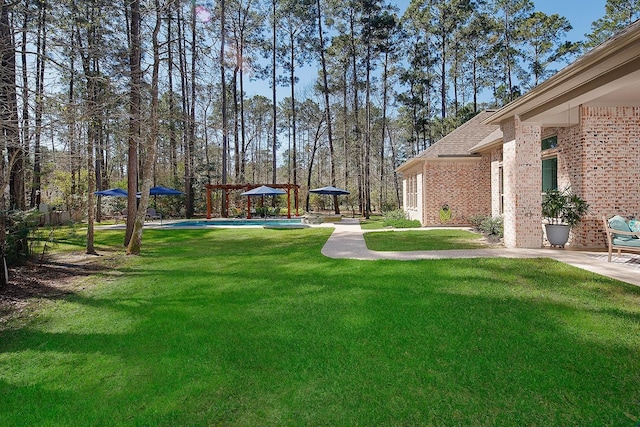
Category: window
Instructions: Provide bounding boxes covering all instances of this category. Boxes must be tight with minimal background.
[499,165,504,214]
[541,135,558,150]
[541,135,558,192]
[542,157,557,192]
[407,174,418,208]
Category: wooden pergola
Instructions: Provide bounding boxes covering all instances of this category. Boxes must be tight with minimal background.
[204,183,300,219]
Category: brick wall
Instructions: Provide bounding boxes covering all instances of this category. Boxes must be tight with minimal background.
[558,106,640,247]
[421,158,491,225]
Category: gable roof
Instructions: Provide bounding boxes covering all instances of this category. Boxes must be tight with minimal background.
[469,128,503,153]
[396,111,498,172]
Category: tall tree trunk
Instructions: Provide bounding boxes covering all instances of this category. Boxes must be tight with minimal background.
[185,2,196,218]
[440,32,446,120]
[20,10,30,208]
[342,65,348,192]
[86,74,97,255]
[126,0,141,246]
[379,50,389,213]
[349,12,362,215]
[239,40,247,184]
[316,0,338,213]
[167,5,178,182]
[177,3,190,207]
[67,49,77,209]
[0,0,19,286]
[128,0,162,255]
[289,33,297,213]
[221,0,229,218]
[271,0,277,185]
[31,1,47,208]
[364,32,371,219]
[233,66,240,180]
[3,2,23,210]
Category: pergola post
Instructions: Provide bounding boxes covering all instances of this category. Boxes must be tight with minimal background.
[204,183,299,220]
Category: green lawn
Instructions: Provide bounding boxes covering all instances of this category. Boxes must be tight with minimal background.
[364,228,491,251]
[2,228,640,425]
[359,215,385,229]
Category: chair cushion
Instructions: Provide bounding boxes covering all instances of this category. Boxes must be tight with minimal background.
[609,215,633,240]
[629,219,640,232]
[613,236,640,247]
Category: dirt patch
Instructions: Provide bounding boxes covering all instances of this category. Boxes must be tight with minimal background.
[0,251,123,328]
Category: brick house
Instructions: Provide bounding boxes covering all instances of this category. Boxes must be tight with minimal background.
[398,20,640,249]
[396,111,498,226]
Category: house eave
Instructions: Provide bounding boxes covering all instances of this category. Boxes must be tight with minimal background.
[482,20,640,126]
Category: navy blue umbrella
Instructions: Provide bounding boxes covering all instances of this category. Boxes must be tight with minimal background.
[241,186,285,219]
[135,186,184,224]
[148,186,184,196]
[241,185,286,196]
[94,188,128,197]
[309,186,350,195]
[136,186,184,197]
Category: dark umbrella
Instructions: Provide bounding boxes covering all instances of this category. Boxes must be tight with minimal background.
[94,188,128,197]
[148,185,184,196]
[94,188,128,223]
[309,186,349,214]
[241,185,286,196]
[137,186,184,224]
[309,186,350,195]
[241,186,286,218]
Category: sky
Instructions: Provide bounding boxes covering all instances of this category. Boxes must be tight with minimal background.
[245,0,610,99]
[527,0,606,39]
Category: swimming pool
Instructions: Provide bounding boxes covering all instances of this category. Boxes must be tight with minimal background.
[166,218,305,228]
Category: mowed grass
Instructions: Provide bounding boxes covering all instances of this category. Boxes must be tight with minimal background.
[364,228,490,251]
[2,228,640,425]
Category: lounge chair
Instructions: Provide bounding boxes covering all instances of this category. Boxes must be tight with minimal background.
[146,208,162,221]
[602,215,640,261]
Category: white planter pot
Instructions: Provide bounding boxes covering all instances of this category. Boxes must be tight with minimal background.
[545,224,570,248]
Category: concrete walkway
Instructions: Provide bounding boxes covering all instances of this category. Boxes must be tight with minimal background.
[319,218,640,287]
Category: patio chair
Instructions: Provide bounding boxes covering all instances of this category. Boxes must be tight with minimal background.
[602,215,640,261]
[113,208,127,224]
[146,208,162,221]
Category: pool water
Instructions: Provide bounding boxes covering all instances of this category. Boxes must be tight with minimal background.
[167,218,304,227]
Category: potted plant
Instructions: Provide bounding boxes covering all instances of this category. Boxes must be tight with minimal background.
[541,187,589,247]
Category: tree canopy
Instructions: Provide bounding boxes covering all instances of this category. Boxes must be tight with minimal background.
[0,0,623,257]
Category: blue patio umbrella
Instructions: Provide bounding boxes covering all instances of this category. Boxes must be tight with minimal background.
[309,186,350,195]
[309,186,349,214]
[241,186,286,219]
[136,186,184,224]
[148,185,185,196]
[241,185,286,196]
[94,188,128,197]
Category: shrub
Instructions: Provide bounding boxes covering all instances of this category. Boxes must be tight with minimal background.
[468,214,486,231]
[480,216,503,237]
[3,208,42,264]
[468,214,503,238]
[382,210,421,228]
[383,209,408,221]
